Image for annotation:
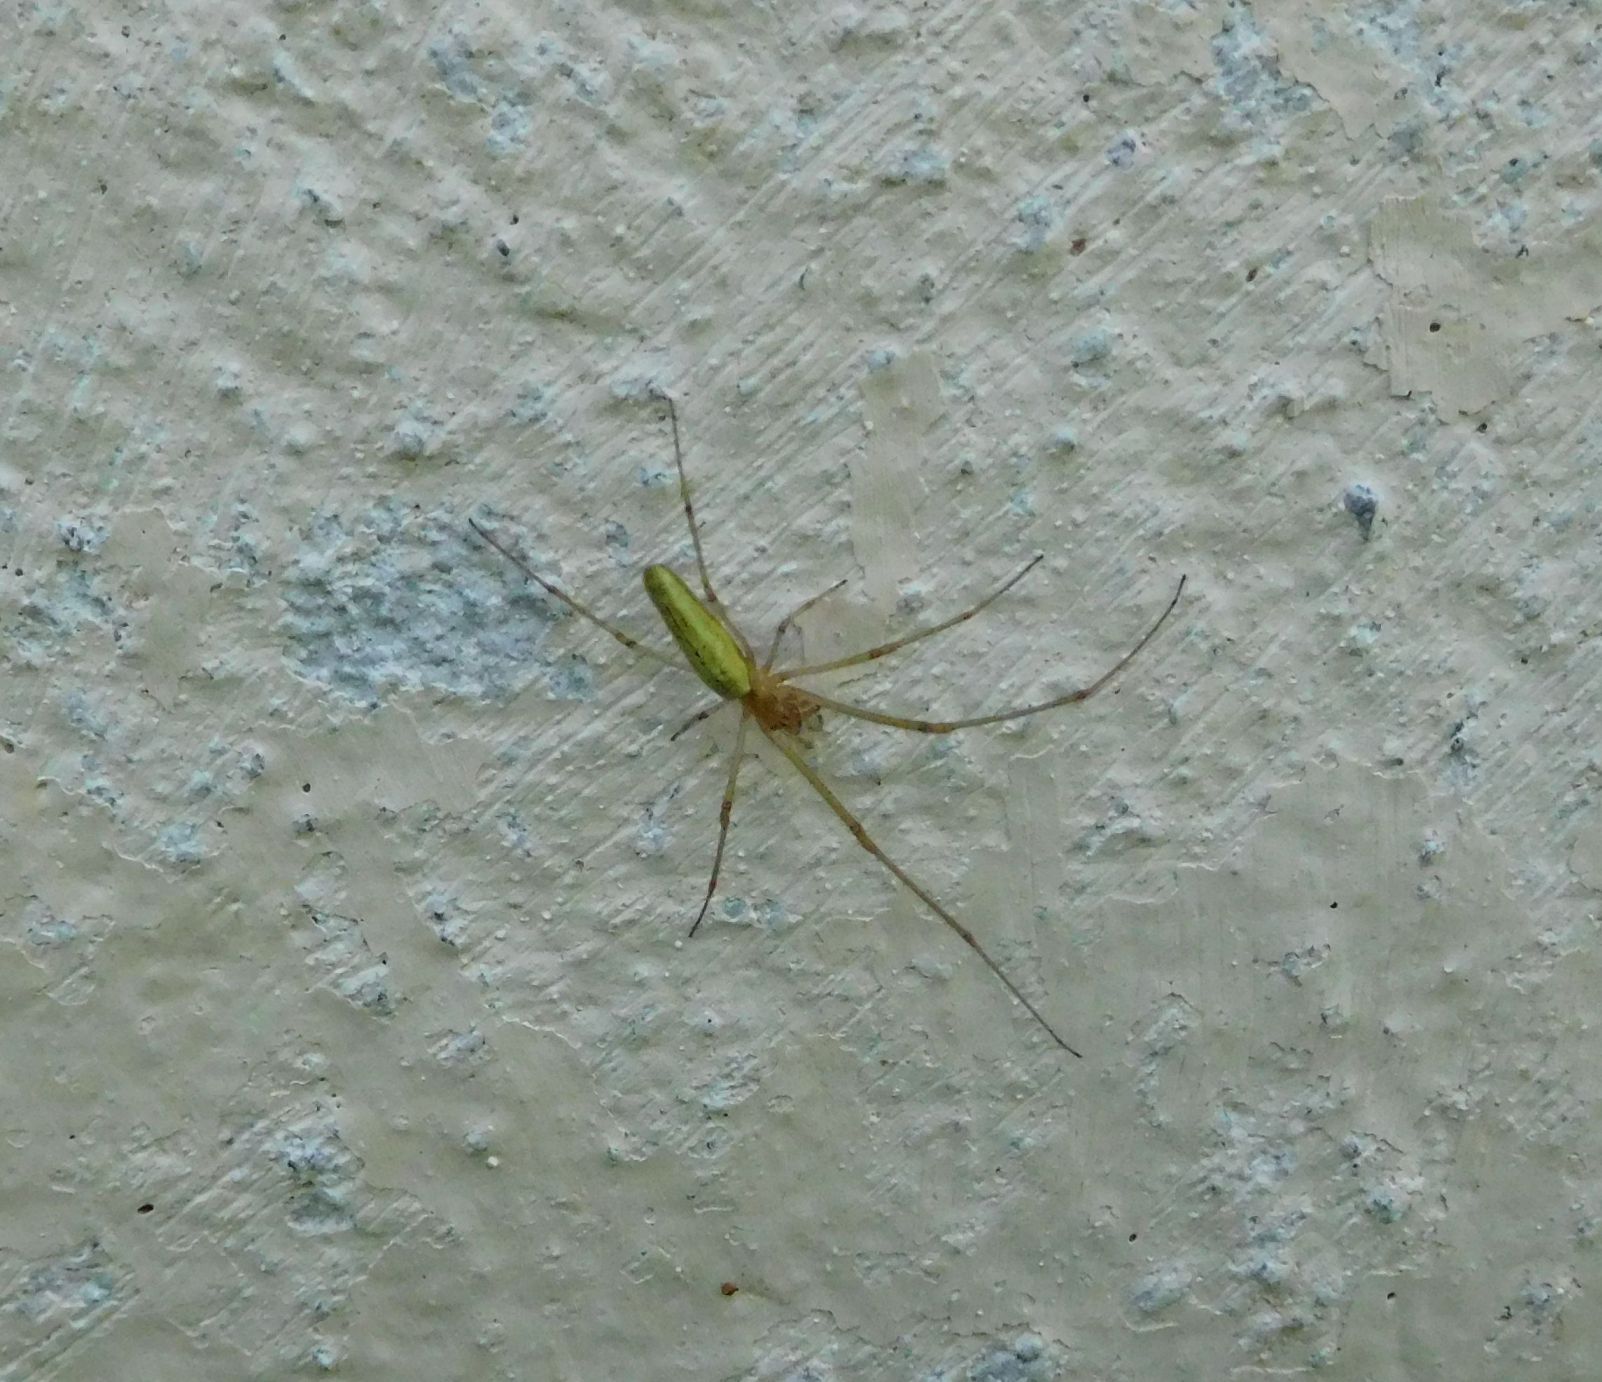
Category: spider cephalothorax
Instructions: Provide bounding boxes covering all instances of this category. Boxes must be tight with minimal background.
[747,673,821,735]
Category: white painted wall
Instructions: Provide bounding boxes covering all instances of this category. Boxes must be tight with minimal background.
[3,1,1598,1376]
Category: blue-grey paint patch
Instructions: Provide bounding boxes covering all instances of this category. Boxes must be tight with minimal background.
[386,410,437,460]
[207,502,266,583]
[1343,482,1378,539]
[1131,1261,1193,1313]
[270,1123,359,1234]
[56,516,105,553]
[1516,98,1550,130]
[635,791,676,857]
[488,99,531,154]
[24,901,78,947]
[608,372,662,404]
[1351,2,1468,119]
[509,381,553,424]
[880,145,949,186]
[1348,619,1381,651]
[273,51,314,102]
[295,182,344,226]
[156,820,203,867]
[173,238,204,277]
[62,689,110,739]
[544,651,595,700]
[495,809,535,857]
[422,893,468,948]
[1245,1143,1296,1189]
[280,504,564,706]
[893,582,929,620]
[1012,194,1055,253]
[429,32,608,157]
[1445,703,1481,788]
[10,565,123,666]
[306,908,394,1015]
[1500,154,1541,187]
[81,758,122,810]
[720,896,786,930]
[925,1332,1059,1381]
[604,520,631,564]
[432,1029,487,1068]
[1363,1182,1410,1223]
[1212,2,1317,130]
[1069,327,1113,368]
[68,372,96,420]
[1105,130,1140,167]
[8,1241,121,1324]
[428,34,487,103]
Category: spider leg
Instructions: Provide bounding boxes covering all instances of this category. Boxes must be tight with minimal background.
[653,390,758,660]
[756,721,1080,1055]
[792,575,1185,733]
[469,518,677,663]
[670,699,726,742]
[688,706,753,938]
[764,578,849,669]
[774,554,1043,680]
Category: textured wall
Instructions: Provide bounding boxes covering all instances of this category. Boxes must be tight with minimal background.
[3,1,1600,1377]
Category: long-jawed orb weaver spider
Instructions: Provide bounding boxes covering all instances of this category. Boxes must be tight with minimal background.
[470,393,1184,1056]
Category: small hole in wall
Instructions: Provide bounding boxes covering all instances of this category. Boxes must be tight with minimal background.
[137,1203,154,1214]
[302,783,312,793]
[1428,321,1441,332]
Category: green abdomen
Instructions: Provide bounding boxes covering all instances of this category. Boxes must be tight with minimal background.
[642,565,752,699]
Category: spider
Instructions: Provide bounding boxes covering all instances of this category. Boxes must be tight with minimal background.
[470,394,1184,1056]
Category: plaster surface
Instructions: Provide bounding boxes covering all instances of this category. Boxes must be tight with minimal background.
[2,1,1600,1378]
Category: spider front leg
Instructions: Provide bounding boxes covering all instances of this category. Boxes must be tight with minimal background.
[652,390,758,661]
[469,518,677,664]
[773,554,1043,679]
[789,575,1187,734]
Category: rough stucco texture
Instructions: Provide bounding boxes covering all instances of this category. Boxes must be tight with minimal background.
[3,0,1601,1378]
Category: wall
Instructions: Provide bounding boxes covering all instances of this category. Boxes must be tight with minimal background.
[2,1,1599,1377]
